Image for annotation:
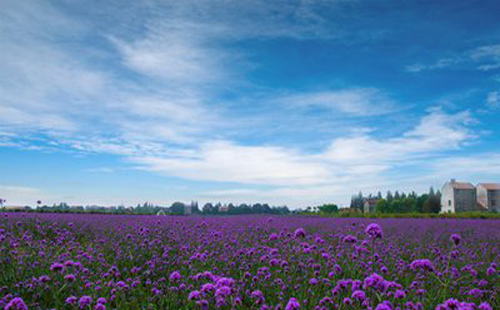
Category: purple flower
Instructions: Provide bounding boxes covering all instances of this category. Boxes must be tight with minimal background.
[65,296,77,305]
[479,302,493,310]
[409,259,434,272]
[215,286,231,297]
[169,271,181,281]
[38,275,51,283]
[96,298,106,304]
[64,274,76,282]
[50,263,64,272]
[394,289,406,299]
[94,304,105,310]
[285,298,300,310]
[188,290,201,301]
[375,302,393,310]
[343,235,358,244]
[365,223,383,239]
[79,296,92,309]
[450,234,461,246]
[201,283,215,292]
[5,298,28,310]
[351,290,366,301]
[294,228,306,238]
[251,290,264,300]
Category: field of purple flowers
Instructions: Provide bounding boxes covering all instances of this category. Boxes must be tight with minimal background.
[0,213,499,310]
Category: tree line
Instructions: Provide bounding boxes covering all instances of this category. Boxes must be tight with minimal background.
[1,201,292,215]
[350,187,442,213]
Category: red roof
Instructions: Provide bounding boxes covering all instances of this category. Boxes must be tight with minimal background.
[449,182,475,190]
[478,183,500,190]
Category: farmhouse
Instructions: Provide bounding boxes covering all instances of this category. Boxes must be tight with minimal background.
[363,198,380,213]
[441,179,477,213]
[477,183,500,212]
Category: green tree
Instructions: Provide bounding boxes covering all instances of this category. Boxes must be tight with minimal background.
[318,204,339,214]
[376,199,389,213]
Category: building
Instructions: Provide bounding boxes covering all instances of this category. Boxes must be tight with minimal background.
[441,179,477,213]
[363,198,380,213]
[183,204,192,215]
[477,183,500,212]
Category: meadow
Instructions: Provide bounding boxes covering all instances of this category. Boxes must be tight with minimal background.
[0,213,498,310]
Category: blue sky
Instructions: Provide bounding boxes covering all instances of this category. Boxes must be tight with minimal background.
[1,0,499,207]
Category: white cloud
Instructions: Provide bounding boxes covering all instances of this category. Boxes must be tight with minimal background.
[127,109,476,206]
[407,43,500,73]
[109,21,227,84]
[131,140,331,186]
[276,88,397,116]
[486,91,499,110]
[323,108,474,164]
[430,154,500,180]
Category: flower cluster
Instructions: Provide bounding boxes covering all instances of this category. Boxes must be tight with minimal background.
[0,214,498,309]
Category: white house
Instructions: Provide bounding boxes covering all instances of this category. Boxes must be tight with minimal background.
[363,198,380,213]
[477,183,500,212]
[441,179,477,213]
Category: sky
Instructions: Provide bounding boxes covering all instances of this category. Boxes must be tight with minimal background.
[1,0,500,208]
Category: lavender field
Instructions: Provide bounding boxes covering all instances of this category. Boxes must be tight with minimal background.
[0,213,499,310]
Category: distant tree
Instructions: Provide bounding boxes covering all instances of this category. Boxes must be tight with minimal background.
[318,204,339,214]
[377,191,382,199]
[376,199,389,213]
[170,202,185,215]
[191,201,200,214]
[389,199,403,213]
[402,197,416,213]
[386,191,394,203]
[416,194,428,213]
[202,203,214,214]
[394,191,401,200]
[429,189,442,213]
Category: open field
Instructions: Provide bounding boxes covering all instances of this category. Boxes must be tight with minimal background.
[1,213,499,309]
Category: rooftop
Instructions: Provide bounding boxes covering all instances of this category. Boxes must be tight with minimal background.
[477,183,500,190]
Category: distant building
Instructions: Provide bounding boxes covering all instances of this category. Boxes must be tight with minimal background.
[184,204,192,215]
[219,205,229,213]
[477,183,500,212]
[363,198,380,213]
[441,179,477,213]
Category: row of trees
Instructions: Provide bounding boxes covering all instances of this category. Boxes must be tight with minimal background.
[350,188,442,213]
[1,201,291,215]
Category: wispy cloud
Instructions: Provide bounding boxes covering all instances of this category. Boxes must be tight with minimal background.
[406,43,500,73]
[127,108,477,206]
[275,88,398,116]
[486,91,499,110]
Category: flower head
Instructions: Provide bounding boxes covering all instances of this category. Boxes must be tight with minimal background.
[450,234,461,246]
[169,271,181,281]
[79,296,92,309]
[294,228,306,238]
[285,298,300,310]
[5,298,28,310]
[365,223,383,239]
[409,259,434,272]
